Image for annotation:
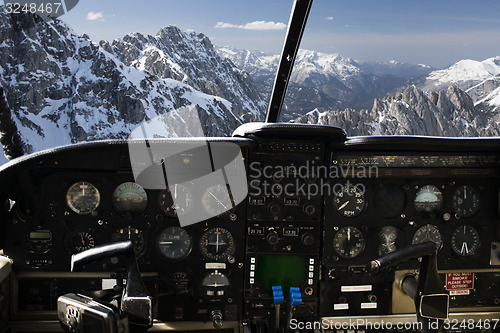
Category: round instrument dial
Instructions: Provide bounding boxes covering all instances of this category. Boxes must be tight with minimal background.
[202,184,233,216]
[70,230,95,253]
[111,226,145,256]
[414,185,444,216]
[112,182,148,215]
[66,181,100,215]
[65,228,96,253]
[199,227,235,262]
[452,186,480,218]
[451,225,480,257]
[333,184,367,218]
[201,271,230,299]
[158,184,193,217]
[412,224,443,251]
[157,226,192,260]
[333,226,365,258]
[379,226,398,255]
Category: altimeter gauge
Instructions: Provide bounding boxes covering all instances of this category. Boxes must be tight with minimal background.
[451,225,480,257]
[158,184,193,217]
[66,181,100,215]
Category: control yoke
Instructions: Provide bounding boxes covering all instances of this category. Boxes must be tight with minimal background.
[59,241,153,332]
[366,242,449,333]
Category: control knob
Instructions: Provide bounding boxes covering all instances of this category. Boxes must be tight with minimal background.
[301,233,315,246]
[266,231,280,245]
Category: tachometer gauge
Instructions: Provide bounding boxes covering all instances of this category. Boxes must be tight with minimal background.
[158,184,193,217]
[379,226,398,255]
[412,224,443,251]
[451,225,480,257]
[202,184,233,216]
[414,185,443,216]
[157,226,192,260]
[452,186,480,218]
[333,184,367,218]
[111,226,145,256]
[66,181,100,215]
[332,226,365,258]
[199,227,235,262]
[112,182,148,215]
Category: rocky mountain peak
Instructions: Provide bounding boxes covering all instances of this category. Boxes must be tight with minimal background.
[293,85,499,137]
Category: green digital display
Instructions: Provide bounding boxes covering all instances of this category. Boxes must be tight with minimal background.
[255,255,306,293]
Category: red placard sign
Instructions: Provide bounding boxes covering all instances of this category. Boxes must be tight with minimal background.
[445,272,474,291]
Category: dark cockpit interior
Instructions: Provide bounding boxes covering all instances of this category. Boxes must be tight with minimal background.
[0,1,499,333]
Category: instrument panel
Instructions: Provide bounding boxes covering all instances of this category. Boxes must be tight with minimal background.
[0,138,499,327]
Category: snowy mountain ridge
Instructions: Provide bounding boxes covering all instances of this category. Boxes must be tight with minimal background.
[0,10,262,161]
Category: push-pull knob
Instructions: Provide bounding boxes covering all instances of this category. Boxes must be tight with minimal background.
[210,309,223,329]
[266,231,280,245]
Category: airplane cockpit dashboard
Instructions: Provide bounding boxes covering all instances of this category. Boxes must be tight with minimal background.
[0,0,499,332]
[0,123,499,332]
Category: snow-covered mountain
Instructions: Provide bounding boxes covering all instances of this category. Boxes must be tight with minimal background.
[419,57,500,92]
[293,85,500,137]
[0,10,265,157]
[415,57,500,116]
[218,47,433,117]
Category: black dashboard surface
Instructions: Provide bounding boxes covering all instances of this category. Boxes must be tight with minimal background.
[0,134,499,326]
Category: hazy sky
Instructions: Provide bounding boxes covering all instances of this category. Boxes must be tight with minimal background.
[62,0,500,68]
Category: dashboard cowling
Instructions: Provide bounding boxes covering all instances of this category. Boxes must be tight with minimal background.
[0,133,499,330]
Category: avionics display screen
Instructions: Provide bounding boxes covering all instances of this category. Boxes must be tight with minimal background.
[255,255,306,293]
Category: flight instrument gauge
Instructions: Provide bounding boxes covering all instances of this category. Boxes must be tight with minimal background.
[66,228,96,254]
[333,226,365,258]
[111,226,145,256]
[451,225,480,257]
[199,227,235,262]
[379,226,398,255]
[412,224,443,251]
[112,182,148,216]
[157,226,193,260]
[414,185,443,216]
[66,181,100,215]
[168,272,192,296]
[333,184,367,218]
[201,271,230,298]
[158,184,193,217]
[202,184,233,216]
[452,186,480,218]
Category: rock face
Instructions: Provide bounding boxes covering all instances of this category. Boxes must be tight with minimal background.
[218,47,434,118]
[293,85,500,137]
[102,26,265,120]
[0,10,264,156]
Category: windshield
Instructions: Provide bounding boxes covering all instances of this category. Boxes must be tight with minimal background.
[0,1,499,165]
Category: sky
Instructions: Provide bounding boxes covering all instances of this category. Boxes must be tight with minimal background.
[61,0,500,68]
